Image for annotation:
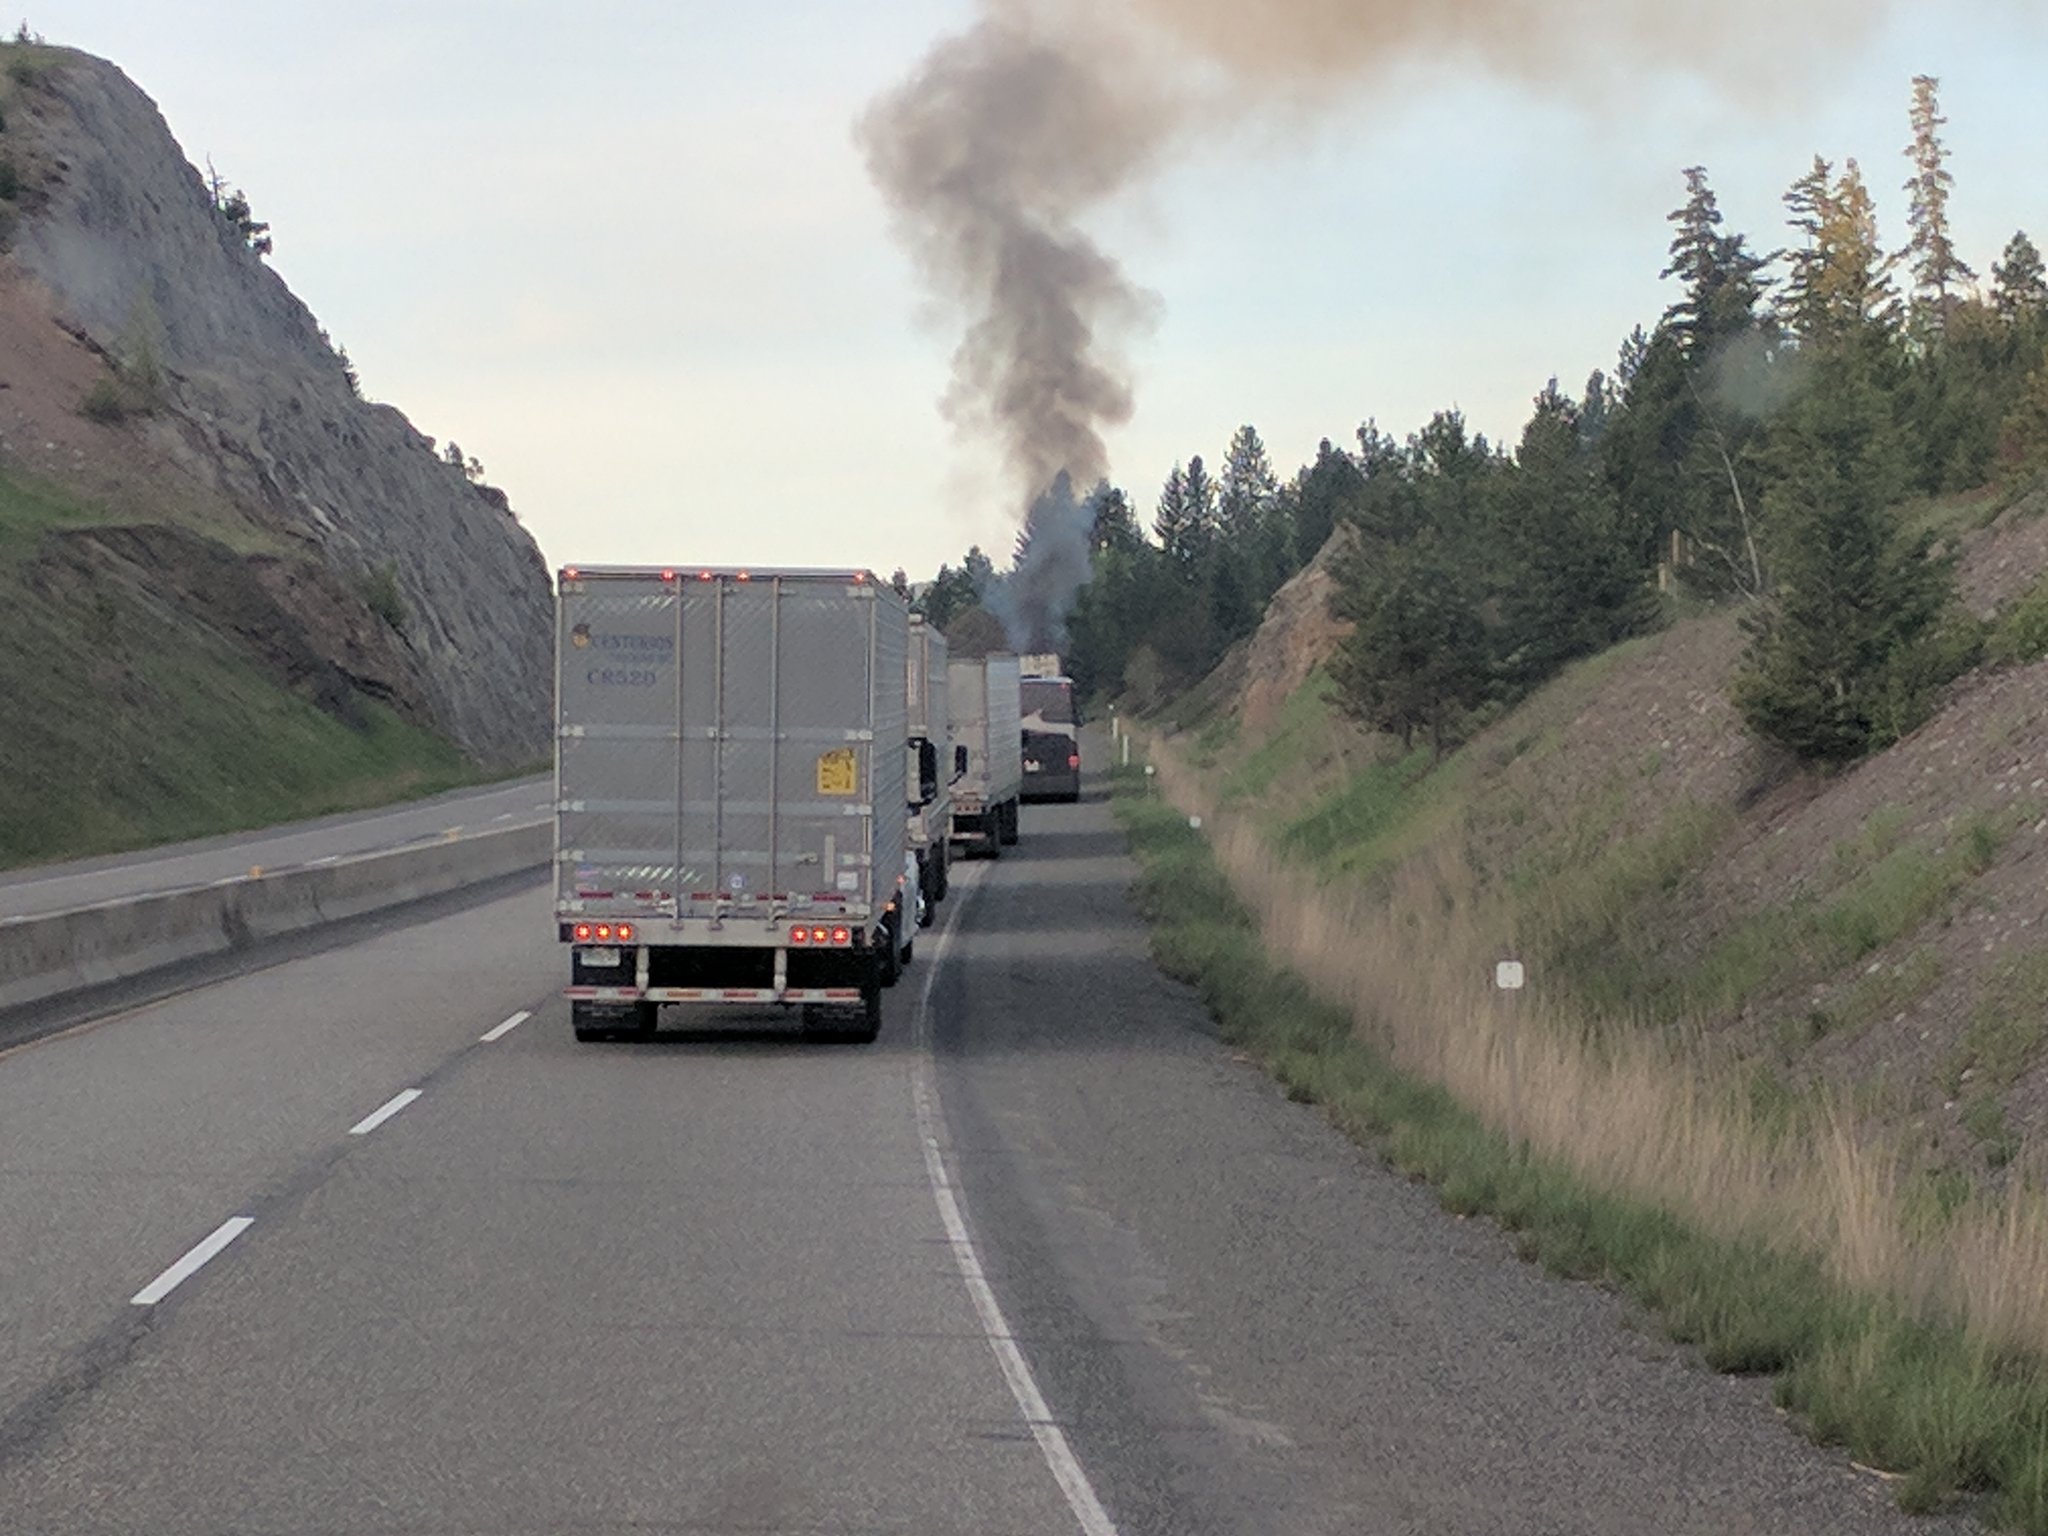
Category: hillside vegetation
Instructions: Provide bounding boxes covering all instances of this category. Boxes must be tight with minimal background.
[1124,473,2048,1525]
[0,463,485,866]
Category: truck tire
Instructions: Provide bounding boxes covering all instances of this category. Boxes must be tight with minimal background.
[572,1001,656,1043]
[852,980,883,1042]
[878,914,903,988]
[801,964,883,1045]
[999,799,1019,846]
[934,845,950,902]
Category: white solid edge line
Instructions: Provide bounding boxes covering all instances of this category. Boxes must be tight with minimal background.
[348,1087,423,1136]
[912,864,1120,1536]
[480,1009,532,1043]
[131,1216,255,1306]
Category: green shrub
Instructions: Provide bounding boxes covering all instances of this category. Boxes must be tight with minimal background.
[1988,571,2048,667]
[78,378,130,424]
[362,561,407,631]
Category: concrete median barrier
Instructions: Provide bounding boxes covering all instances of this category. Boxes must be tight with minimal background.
[0,823,551,1017]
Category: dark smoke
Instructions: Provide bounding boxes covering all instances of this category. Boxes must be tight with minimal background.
[979,471,1092,651]
[862,0,1903,646]
[857,8,1171,649]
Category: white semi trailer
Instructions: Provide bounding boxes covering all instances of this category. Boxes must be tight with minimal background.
[553,565,919,1044]
[906,616,950,922]
[947,653,1022,856]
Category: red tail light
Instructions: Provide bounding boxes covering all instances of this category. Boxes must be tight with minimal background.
[831,926,851,945]
[790,926,810,945]
[573,923,593,942]
[617,923,636,942]
[1068,754,1081,768]
[812,926,830,945]
[594,923,613,941]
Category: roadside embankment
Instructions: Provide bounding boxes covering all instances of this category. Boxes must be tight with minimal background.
[1112,744,2048,1532]
[0,822,549,1023]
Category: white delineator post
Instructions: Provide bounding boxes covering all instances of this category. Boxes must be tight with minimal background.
[1495,959,1525,1152]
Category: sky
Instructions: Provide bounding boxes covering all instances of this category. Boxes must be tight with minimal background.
[37,1,2048,583]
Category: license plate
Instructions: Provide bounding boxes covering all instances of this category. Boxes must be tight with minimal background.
[581,946,621,967]
[1023,761,1041,772]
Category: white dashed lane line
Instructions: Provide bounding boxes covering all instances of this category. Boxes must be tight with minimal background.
[348,1088,422,1136]
[131,1217,255,1306]
[121,1005,534,1311]
[479,1010,531,1043]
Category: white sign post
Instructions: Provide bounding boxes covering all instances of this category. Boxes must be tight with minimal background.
[1495,959,1525,1152]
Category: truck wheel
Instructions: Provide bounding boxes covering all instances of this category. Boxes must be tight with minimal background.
[934,846,950,902]
[878,915,903,988]
[800,972,882,1045]
[850,979,883,1043]
[999,800,1020,845]
[571,1000,652,1043]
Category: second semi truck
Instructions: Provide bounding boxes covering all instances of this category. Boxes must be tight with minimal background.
[947,653,1022,856]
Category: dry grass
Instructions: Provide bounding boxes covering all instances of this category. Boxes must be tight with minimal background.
[1146,739,2048,1364]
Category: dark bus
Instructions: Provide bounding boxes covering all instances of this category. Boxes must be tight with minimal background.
[1019,675,1081,803]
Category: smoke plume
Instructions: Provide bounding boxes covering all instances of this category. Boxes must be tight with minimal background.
[860,0,1898,647]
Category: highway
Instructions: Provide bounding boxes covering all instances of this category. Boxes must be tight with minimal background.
[0,777,551,921]
[0,771,1966,1534]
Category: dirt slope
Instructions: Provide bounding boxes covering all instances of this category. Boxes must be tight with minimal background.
[1197,479,2048,1179]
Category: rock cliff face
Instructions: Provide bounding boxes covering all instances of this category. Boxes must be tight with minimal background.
[1,47,551,764]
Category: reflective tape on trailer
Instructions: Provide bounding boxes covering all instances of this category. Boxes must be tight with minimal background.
[563,986,865,1004]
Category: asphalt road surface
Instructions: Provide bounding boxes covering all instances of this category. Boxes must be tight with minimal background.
[0,769,1971,1534]
[0,777,551,921]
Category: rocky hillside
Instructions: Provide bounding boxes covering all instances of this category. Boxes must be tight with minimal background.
[0,41,551,772]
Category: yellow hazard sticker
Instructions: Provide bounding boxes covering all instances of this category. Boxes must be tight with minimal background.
[816,747,858,796]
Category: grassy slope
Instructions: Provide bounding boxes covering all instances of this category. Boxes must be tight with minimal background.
[1113,774,2048,1527]
[0,464,494,868]
[1121,482,2048,1527]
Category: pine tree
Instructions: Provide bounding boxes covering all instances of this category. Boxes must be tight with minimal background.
[1329,530,1489,755]
[962,545,996,594]
[1218,425,1277,539]
[1153,463,1194,565]
[1813,159,1903,344]
[1289,439,1362,564]
[1779,155,1835,343]
[1180,454,1219,563]
[1733,351,1953,760]
[1085,480,1142,554]
[1902,75,1973,336]
[1499,383,1657,689]
[1662,166,1771,359]
[1991,231,2047,324]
